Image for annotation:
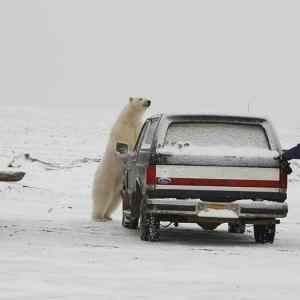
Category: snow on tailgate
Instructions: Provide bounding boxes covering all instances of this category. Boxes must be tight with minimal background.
[158,145,279,159]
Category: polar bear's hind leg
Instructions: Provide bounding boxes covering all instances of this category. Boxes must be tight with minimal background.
[104,188,122,220]
[92,184,114,221]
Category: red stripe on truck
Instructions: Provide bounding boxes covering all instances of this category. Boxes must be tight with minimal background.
[156,177,281,188]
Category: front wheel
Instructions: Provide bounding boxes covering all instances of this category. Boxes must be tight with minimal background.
[254,224,276,244]
[122,212,139,229]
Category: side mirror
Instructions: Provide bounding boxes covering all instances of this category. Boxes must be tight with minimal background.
[116,143,130,164]
[116,142,129,154]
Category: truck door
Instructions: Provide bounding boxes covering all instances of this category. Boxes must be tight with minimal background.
[135,118,160,191]
[126,120,151,196]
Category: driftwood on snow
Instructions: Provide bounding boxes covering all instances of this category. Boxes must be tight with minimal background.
[8,153,101,170]
[0,171,26,182]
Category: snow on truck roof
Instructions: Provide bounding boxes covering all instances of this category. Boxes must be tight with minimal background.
[148,113,270,123]
[148,113,281,151]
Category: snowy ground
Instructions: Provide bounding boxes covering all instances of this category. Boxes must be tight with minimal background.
[0,106,300,300]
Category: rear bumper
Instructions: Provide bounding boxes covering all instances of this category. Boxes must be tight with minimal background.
[146,199,288,220]
[148,189,287,202]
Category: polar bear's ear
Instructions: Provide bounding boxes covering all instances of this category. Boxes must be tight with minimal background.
[129,97,134,103]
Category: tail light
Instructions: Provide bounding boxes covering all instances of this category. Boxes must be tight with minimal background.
[279,168,288,192]
[146,165,156,185]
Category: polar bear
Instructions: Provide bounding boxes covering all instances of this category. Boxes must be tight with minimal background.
[92,97,151,221]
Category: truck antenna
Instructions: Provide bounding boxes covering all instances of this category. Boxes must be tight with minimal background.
[248,96,256,114]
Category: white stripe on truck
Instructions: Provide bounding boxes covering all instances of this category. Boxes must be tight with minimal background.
[156,165,279,181]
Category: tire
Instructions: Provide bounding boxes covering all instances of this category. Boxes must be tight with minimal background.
[140,214,160,242]
[139,211,150,241]
[122,182,140,230]
[139,194,150,241]
[228,222,246,234]
[254,224,276,244]
[139,193,160,242]
[122,212,139,229]
[197,223,219,231]
[148,215,160,242]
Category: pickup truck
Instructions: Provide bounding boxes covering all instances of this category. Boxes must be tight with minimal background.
[118,114,288,243]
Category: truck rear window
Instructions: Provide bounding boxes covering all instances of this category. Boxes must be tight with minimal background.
[164,122,270,149]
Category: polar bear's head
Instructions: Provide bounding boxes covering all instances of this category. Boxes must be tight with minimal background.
[128,97,151,112]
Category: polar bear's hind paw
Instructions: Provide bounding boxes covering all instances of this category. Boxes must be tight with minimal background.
[92,216,112,222]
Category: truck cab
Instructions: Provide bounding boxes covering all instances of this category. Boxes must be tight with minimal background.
[120,114,288,243]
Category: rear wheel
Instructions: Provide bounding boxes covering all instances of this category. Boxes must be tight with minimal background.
[254,224,276,244]
[140,212,150,241]
[140,213,161,241]
[228,222,246,234]
[139,195,160,242]
[148,215,160,241]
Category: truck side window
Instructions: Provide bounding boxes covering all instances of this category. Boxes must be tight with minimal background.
[134,121,150,152]
[141,118,159,150]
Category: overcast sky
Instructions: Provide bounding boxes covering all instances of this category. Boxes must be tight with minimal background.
[0,0,299,127]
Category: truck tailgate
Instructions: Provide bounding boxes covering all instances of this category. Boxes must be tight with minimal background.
[155,165,282,193]
[148,157,287,202]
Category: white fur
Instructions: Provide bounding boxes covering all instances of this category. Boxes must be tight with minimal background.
[92,97,151,221]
